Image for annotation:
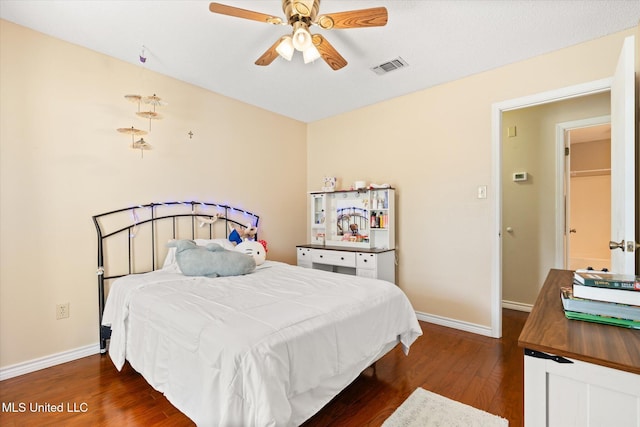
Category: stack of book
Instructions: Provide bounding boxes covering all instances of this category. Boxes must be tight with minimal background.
[561,270,640,329]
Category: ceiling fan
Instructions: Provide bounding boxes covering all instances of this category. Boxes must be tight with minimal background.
[209,1,388,70]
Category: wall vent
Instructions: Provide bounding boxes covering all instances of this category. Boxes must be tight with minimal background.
[371,57,409,75]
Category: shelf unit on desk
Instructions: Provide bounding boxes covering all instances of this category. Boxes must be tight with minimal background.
[309,188,395,250]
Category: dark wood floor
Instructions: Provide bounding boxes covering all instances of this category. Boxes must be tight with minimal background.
[0,309,528,427]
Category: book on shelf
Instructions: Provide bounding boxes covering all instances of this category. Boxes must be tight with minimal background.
[561,287,640,321]
[573,270,640,291]
[573,281,640,306]
[563,309,640,329]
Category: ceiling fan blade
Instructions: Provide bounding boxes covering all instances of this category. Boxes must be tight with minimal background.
[312,34,347,71]
[209,2,283,25]
[255,38,282,66]
[316,7,388,30]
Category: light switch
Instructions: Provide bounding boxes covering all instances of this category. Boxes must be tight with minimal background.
[477,185,487,199]
[507,126,517,137]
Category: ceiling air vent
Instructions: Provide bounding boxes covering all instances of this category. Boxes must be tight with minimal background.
[371,57,408,75]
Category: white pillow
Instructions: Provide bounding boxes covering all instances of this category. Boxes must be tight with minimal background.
[162,238,235,269]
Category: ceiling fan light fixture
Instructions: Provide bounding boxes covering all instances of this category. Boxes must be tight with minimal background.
[303,45,321,63]
[210,1,389,71]
[291,22,312,51]
[276,36,294,61]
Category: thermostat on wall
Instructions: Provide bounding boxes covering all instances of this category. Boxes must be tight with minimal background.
[513,172,528,182]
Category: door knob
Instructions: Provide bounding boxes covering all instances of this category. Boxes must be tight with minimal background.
[609,240,625,251]
[569,228,576,233]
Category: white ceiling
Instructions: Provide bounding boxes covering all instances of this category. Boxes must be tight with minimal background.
[1,1,639,123]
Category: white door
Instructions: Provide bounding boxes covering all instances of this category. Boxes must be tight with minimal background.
[610,35,636,274]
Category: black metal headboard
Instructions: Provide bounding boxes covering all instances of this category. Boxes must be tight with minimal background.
[92,201,259,353]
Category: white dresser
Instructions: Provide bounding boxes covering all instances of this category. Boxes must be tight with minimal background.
[296,245,396,284]
[519,269,640,426]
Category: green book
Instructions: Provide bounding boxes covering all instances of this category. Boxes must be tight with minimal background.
[564,309,640,329]
[561,287,640,321]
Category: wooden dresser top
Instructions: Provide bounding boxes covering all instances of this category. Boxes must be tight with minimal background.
[518,269,640,374]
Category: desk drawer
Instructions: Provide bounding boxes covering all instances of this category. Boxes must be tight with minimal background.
[356,253,377,270]
[312,250,356,268]
[297,247,312,267]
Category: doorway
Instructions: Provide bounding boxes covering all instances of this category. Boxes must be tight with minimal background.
[563,121,612,272]
[499,93,610,314]
[491,35,636,339]
[490,78,613,338]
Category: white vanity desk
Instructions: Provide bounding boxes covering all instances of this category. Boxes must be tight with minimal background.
[300,187,397,284]
[296,244,396,284]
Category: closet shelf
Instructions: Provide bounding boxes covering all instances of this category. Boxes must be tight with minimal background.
[570,168,611,177]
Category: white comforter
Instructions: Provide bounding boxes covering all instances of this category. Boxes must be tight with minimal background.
[102,261,422,426]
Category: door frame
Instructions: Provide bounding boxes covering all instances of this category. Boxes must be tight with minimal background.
[555,115,611,270]
[490,78,612,338]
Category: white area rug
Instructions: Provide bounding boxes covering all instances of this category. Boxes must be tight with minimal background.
[382,387,509,427]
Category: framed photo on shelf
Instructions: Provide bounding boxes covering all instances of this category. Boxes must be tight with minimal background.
[322,176,337,192]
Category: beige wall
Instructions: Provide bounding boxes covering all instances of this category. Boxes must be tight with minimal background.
[0,20,307,368]
[308,29,635,326]
[501,94,610,306]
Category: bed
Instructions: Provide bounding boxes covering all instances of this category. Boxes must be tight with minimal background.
[94,201,422,426]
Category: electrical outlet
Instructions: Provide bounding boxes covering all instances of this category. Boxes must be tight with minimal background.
[56,303,69,320]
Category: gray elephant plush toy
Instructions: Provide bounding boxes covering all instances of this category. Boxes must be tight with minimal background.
[167,239,256,278]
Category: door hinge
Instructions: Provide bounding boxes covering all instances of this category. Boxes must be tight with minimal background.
[564,146,570,156]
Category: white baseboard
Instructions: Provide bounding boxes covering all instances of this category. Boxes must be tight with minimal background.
[415,302,532,337]
[415,311,494,337]
[502,300,533,312]
[0,343,100,381]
